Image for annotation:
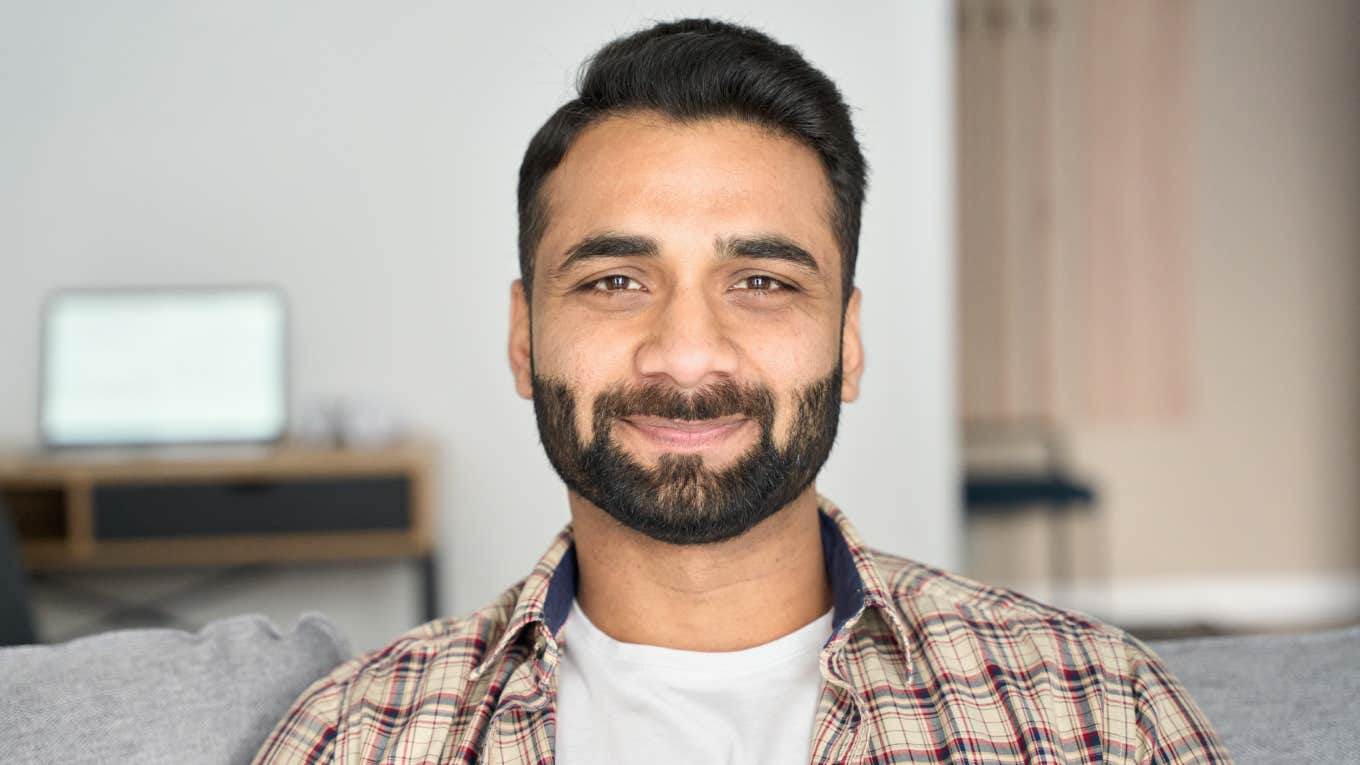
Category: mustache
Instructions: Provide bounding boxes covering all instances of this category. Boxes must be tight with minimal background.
[592,378,776,424]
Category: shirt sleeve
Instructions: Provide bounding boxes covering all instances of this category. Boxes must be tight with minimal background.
[1122,634,1234,764]
[250,668,352,765]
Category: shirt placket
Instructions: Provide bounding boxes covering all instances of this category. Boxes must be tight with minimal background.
[813,620,873,764]
[481,628,559,765]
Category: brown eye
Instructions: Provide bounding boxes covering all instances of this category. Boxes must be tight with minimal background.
[590,275,643,292]
[733,275,789,292]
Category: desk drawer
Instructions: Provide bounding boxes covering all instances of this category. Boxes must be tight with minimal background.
[92,477,411,539]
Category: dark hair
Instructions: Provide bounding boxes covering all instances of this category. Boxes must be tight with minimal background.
[516,17,868,308]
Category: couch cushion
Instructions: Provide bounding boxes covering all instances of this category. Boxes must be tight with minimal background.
[0,612,350,765]
[1147,624,1360,764]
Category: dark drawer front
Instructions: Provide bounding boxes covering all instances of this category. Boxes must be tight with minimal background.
[93,477,411,539]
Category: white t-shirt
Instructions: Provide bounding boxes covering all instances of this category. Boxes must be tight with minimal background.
[554,599,834,765]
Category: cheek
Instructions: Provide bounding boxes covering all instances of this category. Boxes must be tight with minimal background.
[534,320,637,441]
[766,391,797,447]
[736,326,839,443]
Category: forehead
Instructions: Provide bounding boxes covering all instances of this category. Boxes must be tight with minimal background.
[537,112,838,273]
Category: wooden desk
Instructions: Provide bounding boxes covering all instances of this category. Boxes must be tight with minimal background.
[0,440,439,622]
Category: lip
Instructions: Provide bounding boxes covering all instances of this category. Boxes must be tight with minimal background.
[620,415,750,451]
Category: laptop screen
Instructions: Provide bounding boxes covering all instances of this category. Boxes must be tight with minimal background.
[40,287,287,447]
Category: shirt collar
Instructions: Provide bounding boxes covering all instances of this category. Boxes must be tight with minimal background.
[472,494,913,680]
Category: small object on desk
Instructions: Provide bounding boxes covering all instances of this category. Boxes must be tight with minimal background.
[294,397,405,450]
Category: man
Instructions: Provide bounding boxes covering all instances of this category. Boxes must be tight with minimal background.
[255,18,1230,765]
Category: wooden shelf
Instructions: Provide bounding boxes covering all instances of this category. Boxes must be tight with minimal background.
[0,440,436,572]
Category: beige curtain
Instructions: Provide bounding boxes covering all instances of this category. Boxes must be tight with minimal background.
[956,0,1193,423]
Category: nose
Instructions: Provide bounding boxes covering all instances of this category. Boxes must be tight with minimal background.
[633,287,740,390]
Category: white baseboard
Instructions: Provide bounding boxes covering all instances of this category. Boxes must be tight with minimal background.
[1005,572,1360,631]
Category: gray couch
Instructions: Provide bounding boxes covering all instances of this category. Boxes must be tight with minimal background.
[1148,625,1358,763]
[0,614,349,764]
[0,615,1355,764]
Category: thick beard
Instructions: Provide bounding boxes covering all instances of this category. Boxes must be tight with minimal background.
[531,367,842,545]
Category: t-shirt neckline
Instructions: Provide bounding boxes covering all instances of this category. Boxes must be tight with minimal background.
[562,598,834,674]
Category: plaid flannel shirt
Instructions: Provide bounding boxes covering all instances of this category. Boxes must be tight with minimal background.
[254,496,1231,764]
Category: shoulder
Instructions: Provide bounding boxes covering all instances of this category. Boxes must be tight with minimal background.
[348,577,526,690]
[251,579,527,764]
[866,548,1173,700]
[870,546,1125,648]
[867,550,1231,762]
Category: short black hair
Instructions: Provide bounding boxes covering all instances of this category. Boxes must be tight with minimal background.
[516,17,868,308]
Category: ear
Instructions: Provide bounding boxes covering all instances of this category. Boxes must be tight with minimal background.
[508,279,533,400]
[840,287,864,402]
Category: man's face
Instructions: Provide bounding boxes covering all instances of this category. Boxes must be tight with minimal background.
[509,111,864,544]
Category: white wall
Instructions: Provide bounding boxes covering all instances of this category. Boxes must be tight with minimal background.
[0,1,956,652]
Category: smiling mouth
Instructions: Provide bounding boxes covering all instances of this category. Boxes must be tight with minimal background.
[619,415,751,451]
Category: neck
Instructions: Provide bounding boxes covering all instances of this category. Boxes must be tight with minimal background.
[569,485,832,652]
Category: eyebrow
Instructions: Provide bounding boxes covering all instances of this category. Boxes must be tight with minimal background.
[553,232,821,277]
[554,233,659,276]
[716,234,821,275]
